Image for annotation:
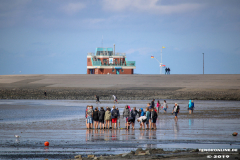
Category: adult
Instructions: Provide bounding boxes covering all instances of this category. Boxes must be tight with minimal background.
[168,68,171,74]
[172,103,180,121]
[123,105,131,129]
[111,106,118,129]
[188,100,193,114]
[137,116,147,130]
[126,117,135,130]
[95,95,100,104]
[86,106,93,129]
[165,68,167,74]
[156,100,161,113]
[112,95,118,104]
[151,108,158,130]
[147,103,152,109]
[93,107,99,129]
[98,107,105,129]
[192,100,194,113]
[117,108,120,129]
[44,91,47,97]
[130,107,138,129]
[162,100,168,113]
[151,99,155,108]
[104,108,111,129]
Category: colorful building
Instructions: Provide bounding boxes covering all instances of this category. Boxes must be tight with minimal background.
[87,45,136,74]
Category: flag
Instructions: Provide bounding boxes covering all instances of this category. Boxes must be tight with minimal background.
[162,46,165,48]
[151,56,154,58]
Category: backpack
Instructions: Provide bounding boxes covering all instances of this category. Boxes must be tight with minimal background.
[152,111,157,118]
[112,109,118,118]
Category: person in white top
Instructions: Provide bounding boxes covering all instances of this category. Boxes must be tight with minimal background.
[137,116,147,130]
[112,95,118,103]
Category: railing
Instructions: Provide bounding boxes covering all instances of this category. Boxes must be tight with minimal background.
[126,61,135,66]
[92,61,135,67]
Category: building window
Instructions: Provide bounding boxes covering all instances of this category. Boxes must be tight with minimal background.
[121,69,124,72]
[112,69,115,72]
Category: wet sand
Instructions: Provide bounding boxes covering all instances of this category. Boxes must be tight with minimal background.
[0,100,239,159]
[0,74,240,100]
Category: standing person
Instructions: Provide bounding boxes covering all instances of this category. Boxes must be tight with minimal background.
[86,106,93,129]
[98,107,105,129]
[162,100,168,113]
[151,108,157,130]
[95,95,100,104]
[165,68,167,74]
[145,108,150,129]
[151,99,155,108]
[85,105,89,128]
[169,68,171,74]
[172,103,180,121]
[137,116,147,130]
[111,106,118,129]
[117,108,120,129]
[130,107,138,129]
[104,108,111,129]
[123,105,131,129]
[188,100,193,114]
[93,107,99,129]
[140,108,145,116]
[113,95,118,103]
[44,91,47,97]
[138,109,142,117]
[156,100,161,113]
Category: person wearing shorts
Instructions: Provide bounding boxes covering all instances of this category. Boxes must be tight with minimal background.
[126,117,135,130]
[137,116,147,130]
[111,106,118,129]
[86,106,93,129]
[172,103,180,121]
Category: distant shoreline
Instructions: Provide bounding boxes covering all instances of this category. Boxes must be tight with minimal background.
[0,74,240,101]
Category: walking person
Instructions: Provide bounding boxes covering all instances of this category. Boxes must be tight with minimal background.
[188,100,193,114]
[104,108,111,129]
[98,107,105,129]
[111,106,118,129]
[123,105,131,129]
[172,103,180,121]
[93,107,99,129]
[156,100,161,113]
[191,100,194,113]
[95,95,100,104]
[162,100,168,113]
[165,68,167,74]
[113,95,118,104]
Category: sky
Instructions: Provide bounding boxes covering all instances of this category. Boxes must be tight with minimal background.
[0,0,240,75]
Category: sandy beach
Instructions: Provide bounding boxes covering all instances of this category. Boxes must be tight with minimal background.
[0,100,239,160]
[0,74,240,100]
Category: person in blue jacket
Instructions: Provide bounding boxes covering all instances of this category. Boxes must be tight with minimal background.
[188,100,193,114]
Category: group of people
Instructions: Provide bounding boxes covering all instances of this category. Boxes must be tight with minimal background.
[85,99,184,130]
[165,68,171,74]
[85,105,120,129]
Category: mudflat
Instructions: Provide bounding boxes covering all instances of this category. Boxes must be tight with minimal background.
[0,74,240,100]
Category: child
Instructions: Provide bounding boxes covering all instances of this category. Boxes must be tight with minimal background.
[145,107,150,129]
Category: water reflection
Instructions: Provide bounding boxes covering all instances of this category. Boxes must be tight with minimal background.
[189,119,194,129]
[173,121,179,139]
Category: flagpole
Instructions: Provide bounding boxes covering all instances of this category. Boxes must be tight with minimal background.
[160,47,162,74]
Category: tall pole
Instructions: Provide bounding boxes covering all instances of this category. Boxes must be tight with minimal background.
[160,48,162,74]
[202,53,204,74]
